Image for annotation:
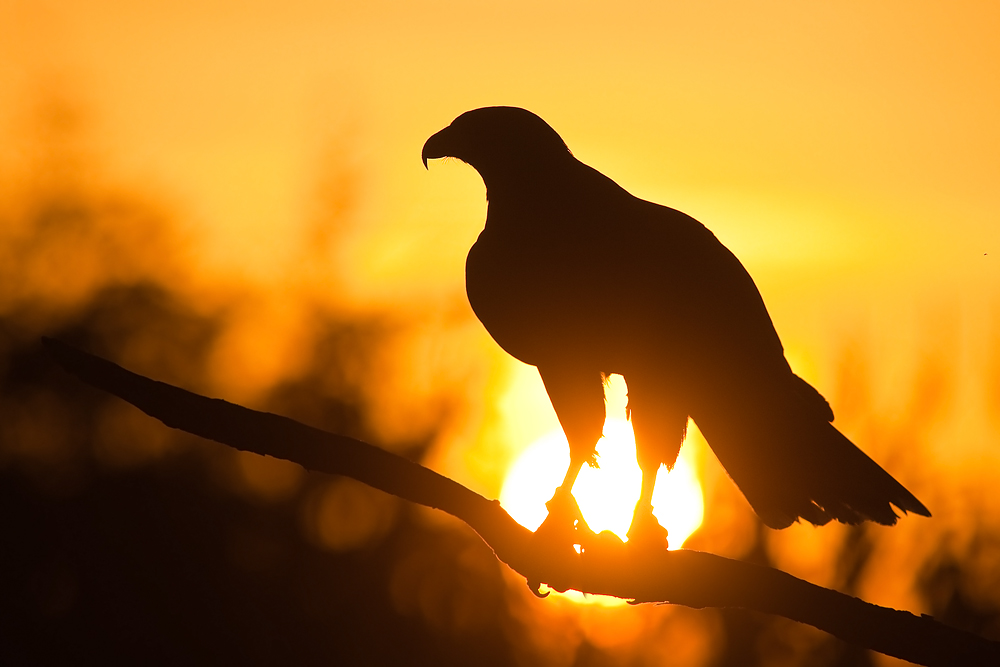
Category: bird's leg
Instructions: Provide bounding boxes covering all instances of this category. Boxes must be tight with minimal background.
[626,461,669,551]
[532,364,605,555]
[539,456,592,542]
[525,457,592,596]
[625,392,684,553]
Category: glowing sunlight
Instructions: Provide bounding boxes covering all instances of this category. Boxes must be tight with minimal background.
[499,417,704,550]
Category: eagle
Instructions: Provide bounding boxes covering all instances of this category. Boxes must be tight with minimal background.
[422,106,929,550]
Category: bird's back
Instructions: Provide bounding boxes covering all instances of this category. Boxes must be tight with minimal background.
[467,160,786,374]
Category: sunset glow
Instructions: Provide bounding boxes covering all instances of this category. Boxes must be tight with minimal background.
[500,418,704,549]
[2,1,999,663]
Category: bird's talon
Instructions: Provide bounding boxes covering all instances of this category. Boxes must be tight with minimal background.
[626,510,670,552]
[528,581,550,598]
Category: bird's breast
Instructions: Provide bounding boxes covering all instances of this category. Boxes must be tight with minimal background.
[465,223,632,369]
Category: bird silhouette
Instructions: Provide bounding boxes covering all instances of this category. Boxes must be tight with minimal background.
[423,106,929,552]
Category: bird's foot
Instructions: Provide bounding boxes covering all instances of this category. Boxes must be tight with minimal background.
[525,489,596,590]
[578,529,627,571]
[626,509,669,554]
[535,490,595,548]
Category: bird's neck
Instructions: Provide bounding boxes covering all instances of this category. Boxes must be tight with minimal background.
[481,158,629,234]
[478,155,577,205]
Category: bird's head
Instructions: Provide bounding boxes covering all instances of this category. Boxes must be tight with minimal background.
[422,107,572,191]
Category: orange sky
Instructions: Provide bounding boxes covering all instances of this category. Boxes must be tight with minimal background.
[2,0,998,514]
[5,4,1000,657]
[2,1,996,290]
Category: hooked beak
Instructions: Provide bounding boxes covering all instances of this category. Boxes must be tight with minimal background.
[421,126,454,169]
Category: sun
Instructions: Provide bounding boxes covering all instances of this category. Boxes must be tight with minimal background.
[499,418,704,549]
[497,373,705,603]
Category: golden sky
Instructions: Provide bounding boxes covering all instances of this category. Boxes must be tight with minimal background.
[2,1,996,291]
[3,0,999,497]
[2,0,997,450]
[3,2,1000,658]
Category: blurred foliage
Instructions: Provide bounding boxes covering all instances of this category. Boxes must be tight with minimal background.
[2,97,999,667]
[0,100,515,665]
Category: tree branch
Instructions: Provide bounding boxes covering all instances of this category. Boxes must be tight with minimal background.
[43,338,999,666]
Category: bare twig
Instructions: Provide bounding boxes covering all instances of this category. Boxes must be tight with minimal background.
[43,338,1000,666]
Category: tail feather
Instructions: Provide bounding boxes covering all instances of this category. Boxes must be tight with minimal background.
[694,385,930,530]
